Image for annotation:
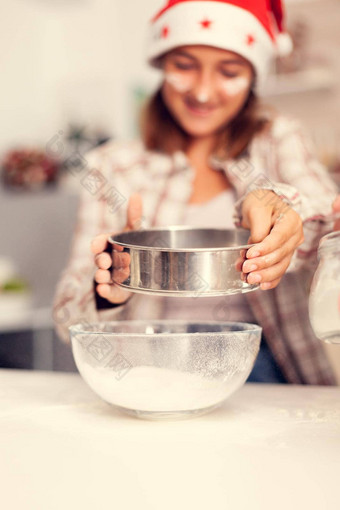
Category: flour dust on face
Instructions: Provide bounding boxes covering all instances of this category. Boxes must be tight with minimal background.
[220,76,250,96]
[164,72,193,93]
[164,72,250,100]
[165,72,211,103]
[161,46,254,138]
[195,90,210,103]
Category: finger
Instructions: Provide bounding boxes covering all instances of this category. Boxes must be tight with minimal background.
[246,225,286,259]
[235,249,247,272]
[260,277,282,291]
[243,233,300,273]
[332,195,340,230]
[242,206,273,244]
[112,251,130,269]
[96,282,131,304]
[95,252,112,269]
[126,193,143,231]
[112,242,124,252]
[247,255,292,285]
[91,233,110,255]
[94,268,112,284]
[332,195,340,213]
[246,210,302,259]
[112,266,130,284]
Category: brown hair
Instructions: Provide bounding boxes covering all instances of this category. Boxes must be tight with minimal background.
[140,86,272,160]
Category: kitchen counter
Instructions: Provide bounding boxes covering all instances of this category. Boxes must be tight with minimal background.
[1,369,340,510]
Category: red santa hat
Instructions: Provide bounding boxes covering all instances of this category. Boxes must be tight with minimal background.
[146,0,293,91]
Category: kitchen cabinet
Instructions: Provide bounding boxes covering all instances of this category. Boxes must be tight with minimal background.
[0,188,79,371]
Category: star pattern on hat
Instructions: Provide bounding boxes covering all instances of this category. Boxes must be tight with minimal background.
[246,34,256,46]
[161,25,170,38]
[200,18,213,29]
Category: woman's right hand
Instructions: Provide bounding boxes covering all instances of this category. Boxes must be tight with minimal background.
[91,192,143,304]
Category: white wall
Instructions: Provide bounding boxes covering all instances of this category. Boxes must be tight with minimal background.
[0,0,162,152]
[270,1,340,144]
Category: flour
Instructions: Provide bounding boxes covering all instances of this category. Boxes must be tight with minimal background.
[220,76,250,96]
[309,273,340,343]
[79,364,246,412]
[164,72,193,93]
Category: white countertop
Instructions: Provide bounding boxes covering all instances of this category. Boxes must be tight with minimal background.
[1,369,340,510]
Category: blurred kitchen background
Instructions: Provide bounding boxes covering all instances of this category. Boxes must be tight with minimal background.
[1,0,340,377]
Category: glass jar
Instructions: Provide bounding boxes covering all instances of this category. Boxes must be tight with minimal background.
[309,231,340,343]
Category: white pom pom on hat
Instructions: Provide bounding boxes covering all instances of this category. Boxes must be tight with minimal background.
[276,32,294,57]
[270,0,294,56]
[146,0,293,90]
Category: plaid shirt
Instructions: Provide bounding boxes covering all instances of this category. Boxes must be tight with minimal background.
[53,114,339,385]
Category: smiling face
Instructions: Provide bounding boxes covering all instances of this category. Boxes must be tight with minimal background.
[161,45,254,139]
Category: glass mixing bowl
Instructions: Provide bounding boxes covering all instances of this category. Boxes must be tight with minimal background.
[69,320,262,420]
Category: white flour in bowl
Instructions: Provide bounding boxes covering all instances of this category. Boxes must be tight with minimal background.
[78,363,247,412]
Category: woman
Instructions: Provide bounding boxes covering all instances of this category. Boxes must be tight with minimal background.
[53,0,340,384]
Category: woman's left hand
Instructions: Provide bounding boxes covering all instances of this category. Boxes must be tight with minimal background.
[240,190,304,290]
